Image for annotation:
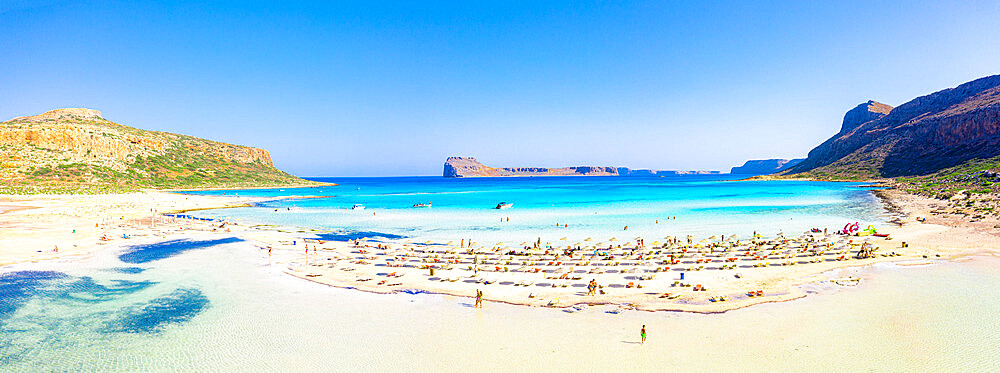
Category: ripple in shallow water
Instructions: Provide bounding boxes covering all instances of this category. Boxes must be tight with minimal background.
[315,231,404,241]
[0,271,68,321]
[114,267,147,274]
[109,288,209,333]
[48,277,156,303]
[118,237,243,264]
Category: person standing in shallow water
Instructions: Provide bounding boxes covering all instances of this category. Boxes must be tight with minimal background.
[640,325,646,344]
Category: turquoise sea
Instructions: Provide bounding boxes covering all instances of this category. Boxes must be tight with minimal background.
[184,175,886,243]
[6,176,1000,371]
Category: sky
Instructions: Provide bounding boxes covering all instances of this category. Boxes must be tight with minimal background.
[2,1,999,176]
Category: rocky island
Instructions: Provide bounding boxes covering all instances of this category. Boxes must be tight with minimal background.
[443,157,619,177]
[730,158,803,175]
[443,157,721,177]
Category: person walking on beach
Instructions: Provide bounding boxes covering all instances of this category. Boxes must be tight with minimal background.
[640,325,646,344]
[474,289,483,308]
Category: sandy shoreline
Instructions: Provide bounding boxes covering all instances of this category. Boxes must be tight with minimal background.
[2,186,999,314]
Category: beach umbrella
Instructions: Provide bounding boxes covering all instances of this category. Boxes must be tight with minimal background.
[424,240,434,245]
[445,241,455,245]
[609,237,618,241]
[651,241,661,246]
[623,242,633,247]
[584,237,593,241]
[560,237,568,240]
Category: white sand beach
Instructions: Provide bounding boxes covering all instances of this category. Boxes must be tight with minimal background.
[2,189,1000,371]
[3,188,999,314]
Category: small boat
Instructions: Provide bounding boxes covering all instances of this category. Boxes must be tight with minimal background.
[495,202,513,210]
[351,204,365,210]
[413,202,432,208]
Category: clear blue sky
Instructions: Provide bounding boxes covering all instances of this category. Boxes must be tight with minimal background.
[2,1,998,176]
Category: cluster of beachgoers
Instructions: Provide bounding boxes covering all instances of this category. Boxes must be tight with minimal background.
[3,188,999,314]
[281,229,919,312]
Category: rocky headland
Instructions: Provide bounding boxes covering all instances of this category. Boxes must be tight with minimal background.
[1,108,317,193]
[784,75,1000,179]
[773,75,1000,220]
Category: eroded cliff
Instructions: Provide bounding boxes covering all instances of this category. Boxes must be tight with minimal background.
[785,75,1000,179]
[1,108,311,192]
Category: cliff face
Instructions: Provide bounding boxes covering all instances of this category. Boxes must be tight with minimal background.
[730,158,804,175]
[840,100,893,133]
[785,75,1000,178]
[444,157,619,177]
[1,108,307,191]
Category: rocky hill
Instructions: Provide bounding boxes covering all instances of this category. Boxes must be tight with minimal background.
[444,157,619,177]
[730,158,803,175]
[784,75,1000,179]
[1,108,315,193]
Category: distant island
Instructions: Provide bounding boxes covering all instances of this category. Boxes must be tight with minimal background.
[730,158,803,175]
[443,157,721,177]
[0,108,319,193]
